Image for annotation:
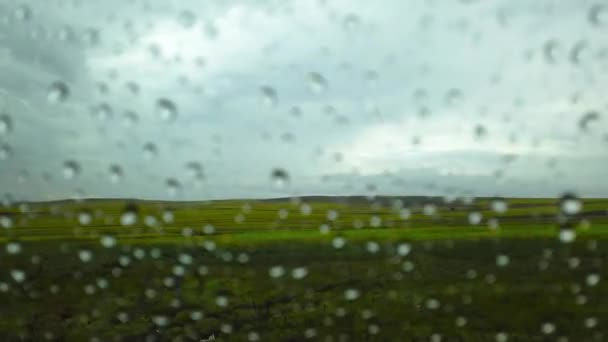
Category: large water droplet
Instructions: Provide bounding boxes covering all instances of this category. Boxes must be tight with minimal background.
[560,193,582,215]
[343,13,361,31]
[559,228,576,243]
[270,168,289,188]
[291,267,308,279]
[156,98,178,122]
[92,103,113,121]
[109,164,123,183]
[120,204,138,226]
[588,4,608,27]
[468,212,482,225]
[260,86,277,108]
[166,178,181,197]
[178,10,197,28]
[100,235,117,248]
[11,269,26,283]
[142,142,158,159]
[344,288,360,301]
[185,161,203,179]
[308,72,327,94]
[14,5,31,21]
[47,82,70,103]
[578,111,600,132]
[0,115,12,136]
[269,265,285,278]
[491,198,508,213]
[62,160,81,179]
[0,143,12,160]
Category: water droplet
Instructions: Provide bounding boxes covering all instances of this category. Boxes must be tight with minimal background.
[0,143,12,160]
[468,212,483,225]
[47,82,70,103]
[585,317,598,329]
[397,243,411,256]
[78,249,93,263]
[83,28,100,46]
[423,204,437,216]
[11,269,25,283]
[343,13,361,31]
[185,161,203,179]
[78,211,92,225]
[109,164,123,183]
[300,203,312,215]
[166,178,181,197]
[152,315,169,327]
[0,215,14,228]
[474,124,487,140]
[308,72,327,94]
[560,193,582,215]
[120,204,138,226]
[541,322,555,334]
[62,160,81,179]
[269,265,285,278]
[92,103,113,121]
[579,111,600,131]
[215,296,228,307]
[0,115,12,136]
[491,198,508,213]
[586,273,600,287]
[588,4,608,27]
[426,298,441,310]
[6,242,21,255]
[178,10,197,28]
[559,228,576,243]
[344,288,360,301]
[496,254,510,267]
[14,5,31,21]
[142,142,158,159]
[260,86,277,108]
[291,267,308,279]
[332,236,346,249]
[156,98,178,122]
[366,241,380,253]
[100,235,116,248]
[495,332,508,342]
[270,168,289,188]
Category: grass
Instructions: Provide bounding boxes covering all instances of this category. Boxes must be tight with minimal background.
[0,196,607,341]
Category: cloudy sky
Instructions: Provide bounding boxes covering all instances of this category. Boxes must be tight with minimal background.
[0,0,607,201]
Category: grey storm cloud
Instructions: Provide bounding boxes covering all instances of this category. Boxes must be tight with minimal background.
[0,0,607,202]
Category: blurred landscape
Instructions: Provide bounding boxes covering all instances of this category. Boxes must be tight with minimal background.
[1,197,607,340]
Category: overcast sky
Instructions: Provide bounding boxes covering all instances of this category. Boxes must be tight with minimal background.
[0,0,607,201]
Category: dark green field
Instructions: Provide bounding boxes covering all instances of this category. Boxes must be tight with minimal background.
[1,197,607,341]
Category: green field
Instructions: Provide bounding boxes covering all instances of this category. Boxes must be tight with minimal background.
[1,197,607,341]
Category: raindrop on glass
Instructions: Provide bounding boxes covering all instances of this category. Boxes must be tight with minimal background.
[62,160,81,179]
[47,82,70,103]
[109,164,123,183]
[260,86,277,108]
[468,212,482,225]
[166,178,181,197]
[13,5,31,21]
[308,72,327,94]
[559,228,576,243]
[270,168,289,188]
[491,198,508,213]
[120,204,138,226]
[177,10,197,28]
[143,142,158,160]
[578,111,600,132]
[0,115,12,136]
[156,98,178,122]
[560,193,582,215]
